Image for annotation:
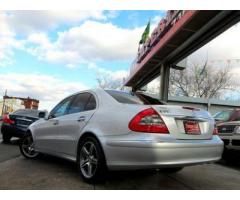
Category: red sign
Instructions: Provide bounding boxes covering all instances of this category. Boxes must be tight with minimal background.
[184,121,201,135]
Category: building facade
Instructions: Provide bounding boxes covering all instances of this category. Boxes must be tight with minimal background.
[0,96,39,115]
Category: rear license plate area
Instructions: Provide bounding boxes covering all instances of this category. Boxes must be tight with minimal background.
[184,121,201,135]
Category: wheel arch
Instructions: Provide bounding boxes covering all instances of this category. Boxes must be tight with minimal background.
[25,129,33,137]
[76,131,106,164]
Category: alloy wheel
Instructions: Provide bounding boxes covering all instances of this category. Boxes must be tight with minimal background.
[79,141,99,179]
[21,135,39,158]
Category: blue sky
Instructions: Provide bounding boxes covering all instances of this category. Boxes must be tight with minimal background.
[0,10,165,109]
[2,10,239,110]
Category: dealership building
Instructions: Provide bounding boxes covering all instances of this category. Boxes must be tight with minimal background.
[124,10,240,114]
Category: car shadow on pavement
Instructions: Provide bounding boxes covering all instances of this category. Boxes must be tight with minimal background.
[34,154,187,189]
[95,169,188,190]
[35,153,78,171]
[218,150,240,170]
[1,138,20,145]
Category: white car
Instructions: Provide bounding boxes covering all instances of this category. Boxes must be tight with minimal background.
[19,89,223,182]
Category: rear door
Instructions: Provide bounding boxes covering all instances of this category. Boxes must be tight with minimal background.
[152,105,214,140]
[55,92,97,156]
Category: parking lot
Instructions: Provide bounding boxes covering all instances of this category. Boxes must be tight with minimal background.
[0,134,240,190]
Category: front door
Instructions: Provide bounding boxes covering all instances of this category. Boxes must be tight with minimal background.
[55,92,97,157]
[34,95,74,153]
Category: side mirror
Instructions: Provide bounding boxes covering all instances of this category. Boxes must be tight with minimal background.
[44,112,50,120]
[38,111,46,119]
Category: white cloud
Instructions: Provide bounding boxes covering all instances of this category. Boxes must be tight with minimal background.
[185,22,240,88]
[22,12,164,66]
[27,32,51,48]
[86,62,128,80]
[25,20,144,66]
[105,10,119,19]
[0,73,88,110]
[187,23,240,67]
[111,70,129,80]
[152,15,162,26]
[0,11,24,67]
[5,10,107,35]
[1,11,163,69]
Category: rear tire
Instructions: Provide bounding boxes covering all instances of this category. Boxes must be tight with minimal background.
[2,133,11,143]
[77,136,107,183]
[19,133,39,159]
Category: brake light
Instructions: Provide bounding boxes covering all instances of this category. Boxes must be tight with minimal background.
[129,108,169,133]
[3,114,14,125]
[213,127,218,135]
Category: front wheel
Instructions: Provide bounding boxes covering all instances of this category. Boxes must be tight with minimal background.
[19,133,39,159]
[77,136,107,183]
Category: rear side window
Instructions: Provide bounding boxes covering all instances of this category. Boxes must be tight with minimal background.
[85,95,97,111]
[105,90,144,104]
[68,93,96,114]
[13,109,40,118]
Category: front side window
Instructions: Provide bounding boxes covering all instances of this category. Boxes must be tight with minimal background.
[49,96,74,118]
[68,93,96,114]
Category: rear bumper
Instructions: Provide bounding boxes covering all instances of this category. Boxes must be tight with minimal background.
[1,124,27,138]
[102,135,224,170]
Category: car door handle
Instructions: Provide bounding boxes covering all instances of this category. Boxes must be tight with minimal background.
[49,119,59,125]
[77,116,85,122]
[53,120,59,125]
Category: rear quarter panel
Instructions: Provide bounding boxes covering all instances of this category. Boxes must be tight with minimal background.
[83,104,151,137]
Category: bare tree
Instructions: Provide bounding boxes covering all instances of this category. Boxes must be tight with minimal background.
[169,61,234,99]
[96,72,126,90]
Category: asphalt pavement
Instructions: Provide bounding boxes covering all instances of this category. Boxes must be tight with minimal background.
[0,136,240,189]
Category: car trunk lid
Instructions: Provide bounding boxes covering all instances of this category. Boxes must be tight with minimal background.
[9,114,39,128]
[152,105,214,140]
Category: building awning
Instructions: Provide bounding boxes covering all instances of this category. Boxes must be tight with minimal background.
[125,10,239,90]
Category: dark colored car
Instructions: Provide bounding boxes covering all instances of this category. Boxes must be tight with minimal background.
[1,109,46,143]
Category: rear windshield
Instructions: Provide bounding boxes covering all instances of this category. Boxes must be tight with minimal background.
[105,90,164,105]
[213,110,233,122]
[12,109,40,118]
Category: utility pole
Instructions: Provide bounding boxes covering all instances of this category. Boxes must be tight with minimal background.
[159,64,170,102]
[1,90,7,116]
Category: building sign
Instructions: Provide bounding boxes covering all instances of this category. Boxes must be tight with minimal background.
[137,10,186,64]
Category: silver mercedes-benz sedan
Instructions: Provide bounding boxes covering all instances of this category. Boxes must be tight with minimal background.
[19,89,223,182]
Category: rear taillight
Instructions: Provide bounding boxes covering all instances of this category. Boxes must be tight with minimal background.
[3,114,14,125]
[129,108,169,133]
[213,127,218,135]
